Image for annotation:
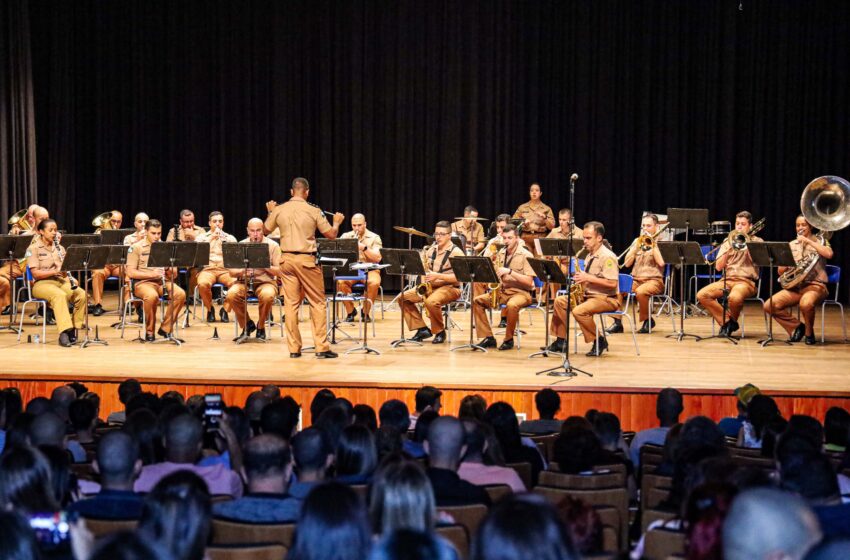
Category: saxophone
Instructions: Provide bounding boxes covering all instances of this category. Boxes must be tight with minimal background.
[569,248,589,309]
[488,248,505,308]
[414,243,434,297]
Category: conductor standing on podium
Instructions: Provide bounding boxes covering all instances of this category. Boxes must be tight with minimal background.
[264,177,344,359]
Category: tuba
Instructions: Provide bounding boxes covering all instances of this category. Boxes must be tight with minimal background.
[8,209,31,232]
[92,211,115,233]
[779,176,850,289]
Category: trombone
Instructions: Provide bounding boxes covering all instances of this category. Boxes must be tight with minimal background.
[617,223,669,263]
[705,217,766,262]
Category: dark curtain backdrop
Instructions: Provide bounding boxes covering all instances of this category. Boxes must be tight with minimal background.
[19,0,850,297]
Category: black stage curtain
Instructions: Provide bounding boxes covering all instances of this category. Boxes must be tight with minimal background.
[19,0,850,297]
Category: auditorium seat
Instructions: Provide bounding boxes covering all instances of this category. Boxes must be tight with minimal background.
[641,508,678,533]
[538,469,626,490]
[534,486,629,549]
[482,484,512,504]
[83,518,138,539]
[206,544,287,560]
[211,519,295,548]
[643,526,686,560]
[505,462,532,489]
[437,504,488,540]
[436,524,470,559]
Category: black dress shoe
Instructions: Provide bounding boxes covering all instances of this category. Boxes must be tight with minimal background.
[91,304,105,316]
[290,352,302,358]
[545,338,566,353]
[410,327,433,342]
[805,335,816,345]
[637,319,655,334]
[718,322,731,336]
[316,350,338,359]
[145,333,156,342]
[498,339,515,351]
[498,318,508,329]
[605,321,624,334]
[246,319,257,336]
[207,309,216,323]
[344,310,357,323]
[478,336,497,348]
[46,310,56,325]
[361,311,372,323]
[789,324,805,342]
[1,305,11,315]
[59,331,73,347]
[586,336,609,357]
[219,308,229,323]
[157,328,171,338]
[725,319,740,334]
[432,331,446,344]
[136,307,144,324]
[256,329,266,340]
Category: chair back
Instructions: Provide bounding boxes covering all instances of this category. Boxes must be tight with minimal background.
[483,484,513,504]
[826,264,841,294]
[642,508,678,533]
[436,504,488,539]
[505,462,532,489]
[643,527,686,560]
[83,517,139,539]
[539,469,626,490]
[618,273,633,294]
[211,519,296,548]
[436,524,470,559]
[533,486,629,548]
[206,544,288,560]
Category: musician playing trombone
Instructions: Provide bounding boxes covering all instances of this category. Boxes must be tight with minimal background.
[607,213,666,335]
[696,211,762,336]
[762,215,832,345]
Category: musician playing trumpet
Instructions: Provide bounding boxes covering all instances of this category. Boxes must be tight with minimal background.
[472,224,535,350]
[195,211,238,323]
[402,221,465,344]
[338,214,383,323]
[451,206,486,254]
[607,213,665,335]
[763,216,832,344]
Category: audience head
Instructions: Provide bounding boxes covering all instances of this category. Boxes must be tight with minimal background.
[163,414,203,463]
[734,383,761,414]
[96,431,141,489]
[314,404,351,451]
[414,386,442,414]
[591,412,621,451]
[126,392,161,417]
[89,530,175,560]
[5,412,34,450]
[138,471,211,560]
[66,382,88,398]
[684,482,737,560]
[535,388,561,421]
[292,427,332,480]
[289,483,372,560]
[0,445,58,514]
[761,416,789,458]
[412,409,439,444]
[781,452,840,506]
[369,529,455,560]
[824,407,850,448]
[118,379,143,408]
[379,400,411,433]
[1,388,23,427]
[747,394,781,440]
[69,398,97,434]
[484,402,523,453]
[38,444,75,508]
[425,416,466,471]
[310,389,337,422]
[242,434,293,493]
[723,488,821,560]
[786,415,824,448]
[260,396,301,440]
[677,415,726,453]
[49,386,76,420]
[352,404,378,432]
[471,495,578,560]
[375,426,404,462]
[461,419,490,463]
[25,397,51,416]
[261,384,281,401]
[656,388,684,426]
[369,460,436,534]
[458,394,487,421]
[336,425,377,479]
[555,496,602,555]
[27,411,66,448]
[124,408,165,465]
[0,511,41,560]
[554,424,602,474]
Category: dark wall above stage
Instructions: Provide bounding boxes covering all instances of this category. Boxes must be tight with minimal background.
[21,0,850,297]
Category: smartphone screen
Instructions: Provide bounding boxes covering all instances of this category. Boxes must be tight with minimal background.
[30,511,74,549]
[204,393,223,428]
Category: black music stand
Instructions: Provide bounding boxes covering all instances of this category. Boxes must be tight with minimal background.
[100,228,135,245]
[106,245,130,327]
[449,256,498,353]
[345,262,390,355]
[149,242,199,345]
[62,245,110,347]
[319,239,359,344]
[381,248,427,348]
[0,235,31,335]
[666,208,710,315]
[60,234,101,288]
[658,241,705,342]
[181,242,210,327]
[748,242,796,347]
[223,242,271,344]
[527,258,568,360]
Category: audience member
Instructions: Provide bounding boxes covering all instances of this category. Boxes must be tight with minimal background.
[718,383,760,438]
[683,482,737,560]
[458,394,487,421]
[0,510,41,560]
[760,416,789,458]
[824,407,850,453]
[89,530,176,560]
[0,445,59,514]
[290,427,333,500]
[484,402,544,484]
[124,408,165,465]
[25,396,52,416]
[244,391,271,435]
[519,389,563,434]
[28,410,86,462]
[630,387,683,467]
[335,424,378,485]
[50,385,77,423]
[411,386,442,429]
[425,416,491,507]
[379,399,411,433]
[553,423,628,475]
[288,482,372,560]
[138,471,211,560]
[69,398,98,445]
[261,384,281,401]
[126,392,162,418]
[38,444,77,508]
[592,411,630,458]
[555,496,602,556]
[353,404,378,432]
[260,396,301,440]
[107,378,142,425]
[376,425,404,463]
[653,423,683,476]
[314,403,352,451]
[738,394,781,449]
[369,529,457,560]
[408,409,438,459]
[310,389,337,423]
[70,431,145,519]
[458,419,525,492]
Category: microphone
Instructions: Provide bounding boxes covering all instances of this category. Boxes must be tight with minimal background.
[570,173,579,182]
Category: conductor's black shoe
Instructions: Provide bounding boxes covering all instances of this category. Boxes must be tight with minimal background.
[246,319,257,336]
[586,336,609,357]
[91,304,105,316]
[605,321,624,334]
[637,319,655,334]
[790,324,805,342]
[411,327,433,342]
[316,350,338,359]
[498,318,508,329]
[805,335,816,345]
[432,331,446,344]
[219,308,229,323]
[158,328,170,338]
[344,310,357,323]
[145,333,156,342]
[478,336,497,348]
[290,352,302,358]
[1,305,11,315]
[498,339,514,351]
[206,309,216,323]
[59,331,73,347]
[545,338,566,353]
[256,329,266,340]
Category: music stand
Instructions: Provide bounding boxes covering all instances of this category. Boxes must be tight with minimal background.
[149,242,200,345]
[61,245,110,347]
[449,256,498,352]
[345,262,390,355]
[318,239,359,344]
[100,229,135,245]
[657,241,705,341]
[748,242,796,347]
[59,234,100,248]
[180,242,210,327]
[103,245,130,326]
[222,243,271,344]
[527,258,568,360]
[0,235,32,334]
[666,208,710,315]
[381,248,427,348]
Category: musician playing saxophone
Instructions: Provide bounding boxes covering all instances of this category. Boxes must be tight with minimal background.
[472,224,535,350]
[546,221,620,356]
[763,215,832,344]
[607,213,665,335]
[402,221,465,344]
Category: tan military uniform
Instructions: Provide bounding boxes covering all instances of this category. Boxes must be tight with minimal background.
[764,237,830,336]
[265,197,333,353]
[337,229,383,316]
[450,220,485,252]
[123,230,146,246]
[126,239,186,335]
[0,260,22,310]
[195,229,238,313]
[165,225,206,296]
[472,246,535,340]
[696,236,762,325]
[401,243,465,335]
[627,245,665,322]
[225,237,282,332]
[26,237,86,333]
[551,244,620,342]
[514,201,554,255]
[544,226,583,297]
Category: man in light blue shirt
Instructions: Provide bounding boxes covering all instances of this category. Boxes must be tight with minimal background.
[629,388,683,467]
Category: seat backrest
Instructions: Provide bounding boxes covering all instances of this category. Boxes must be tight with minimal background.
[640,474,673,511]
[826,264,841,287]
[206,544,288,560]
[483,484,513,504]
[84,517,139,539]
[506,462,532,489]
[643,527,686,560]
[436,524,470,560]
[642,508,678,533]
[618,273,633,294]
[211,519,296,548]
[437,504,488,538]
[539,470,626,490]
[534,486,629,549]
[526,433,558,462]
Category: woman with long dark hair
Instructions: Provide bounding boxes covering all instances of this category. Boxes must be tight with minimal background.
[137,471,211,560]
[483,402,544,484]
[287,482,372,560]
[335,424,378,485]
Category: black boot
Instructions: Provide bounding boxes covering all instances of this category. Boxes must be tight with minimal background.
[605,321,623,334]
[432,331,446,344]
[344,310,357,323]
[219,308,229,323]
[91,303,105,316]
[805,334,816,345]
[478,336,497,348]
[586,336,609,357]
[411,327,433,341]
[1,305,11,315]
[59,329,74,347]
[725,319,740,335]
[498,339,514,351]
[544,338,566,353]
[207,308,216,323]
[789,323,805,342]
[637,318,655,334]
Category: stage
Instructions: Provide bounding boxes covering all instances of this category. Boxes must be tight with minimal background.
[2,294,849,430]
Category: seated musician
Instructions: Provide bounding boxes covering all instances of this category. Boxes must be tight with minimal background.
[126,219,186,341]
[480,214,526,328]
[338,213,383,323]
[225,218,282,340]
[123,213,149,246]
[546,221,620,357]
[697,211,762,336]
[472,224,535,350]
[196,211,238,323]
[763,215,833,345]
[3,206,50,319]
[402,221,465,344]
[451,206,486,254]
[513,182,555,255]
[607,213,665,334]
[90,210,124,316]
[544,208,583,301]
[26,219,86,347]
[166,209,206,303]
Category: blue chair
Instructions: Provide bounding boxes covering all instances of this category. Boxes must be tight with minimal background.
[688,245,718,305]
[821,265,847,343]
[648,265,677,333]
[17,266,48,343]
[596,274,640,355]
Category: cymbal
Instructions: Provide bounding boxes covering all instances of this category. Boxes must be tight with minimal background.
[453,216,490,221]
[393,225,429,238]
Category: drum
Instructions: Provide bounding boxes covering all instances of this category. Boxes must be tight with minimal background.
[709,221,731,236]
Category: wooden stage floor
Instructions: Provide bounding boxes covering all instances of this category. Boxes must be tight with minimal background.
[2,294,849,396]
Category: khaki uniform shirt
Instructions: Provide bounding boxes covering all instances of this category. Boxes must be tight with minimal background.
[513,201,554,233]
[126,239,163,286]
[424,243,465,287]
[340,229,383,262]
[546,225,584,240]
[483,234,526,256]
[166,225,206,242]
[265,198,332,253]
[583,244,620,296]
[235,237,282,285]
[630,249,664,280]
[790,238,828,285]
[26,237,65,279]
[123,230,146,246]
[717,235,763,281]
[196,229,238,267]
[450,220,485,249]
[501,246,536,295]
